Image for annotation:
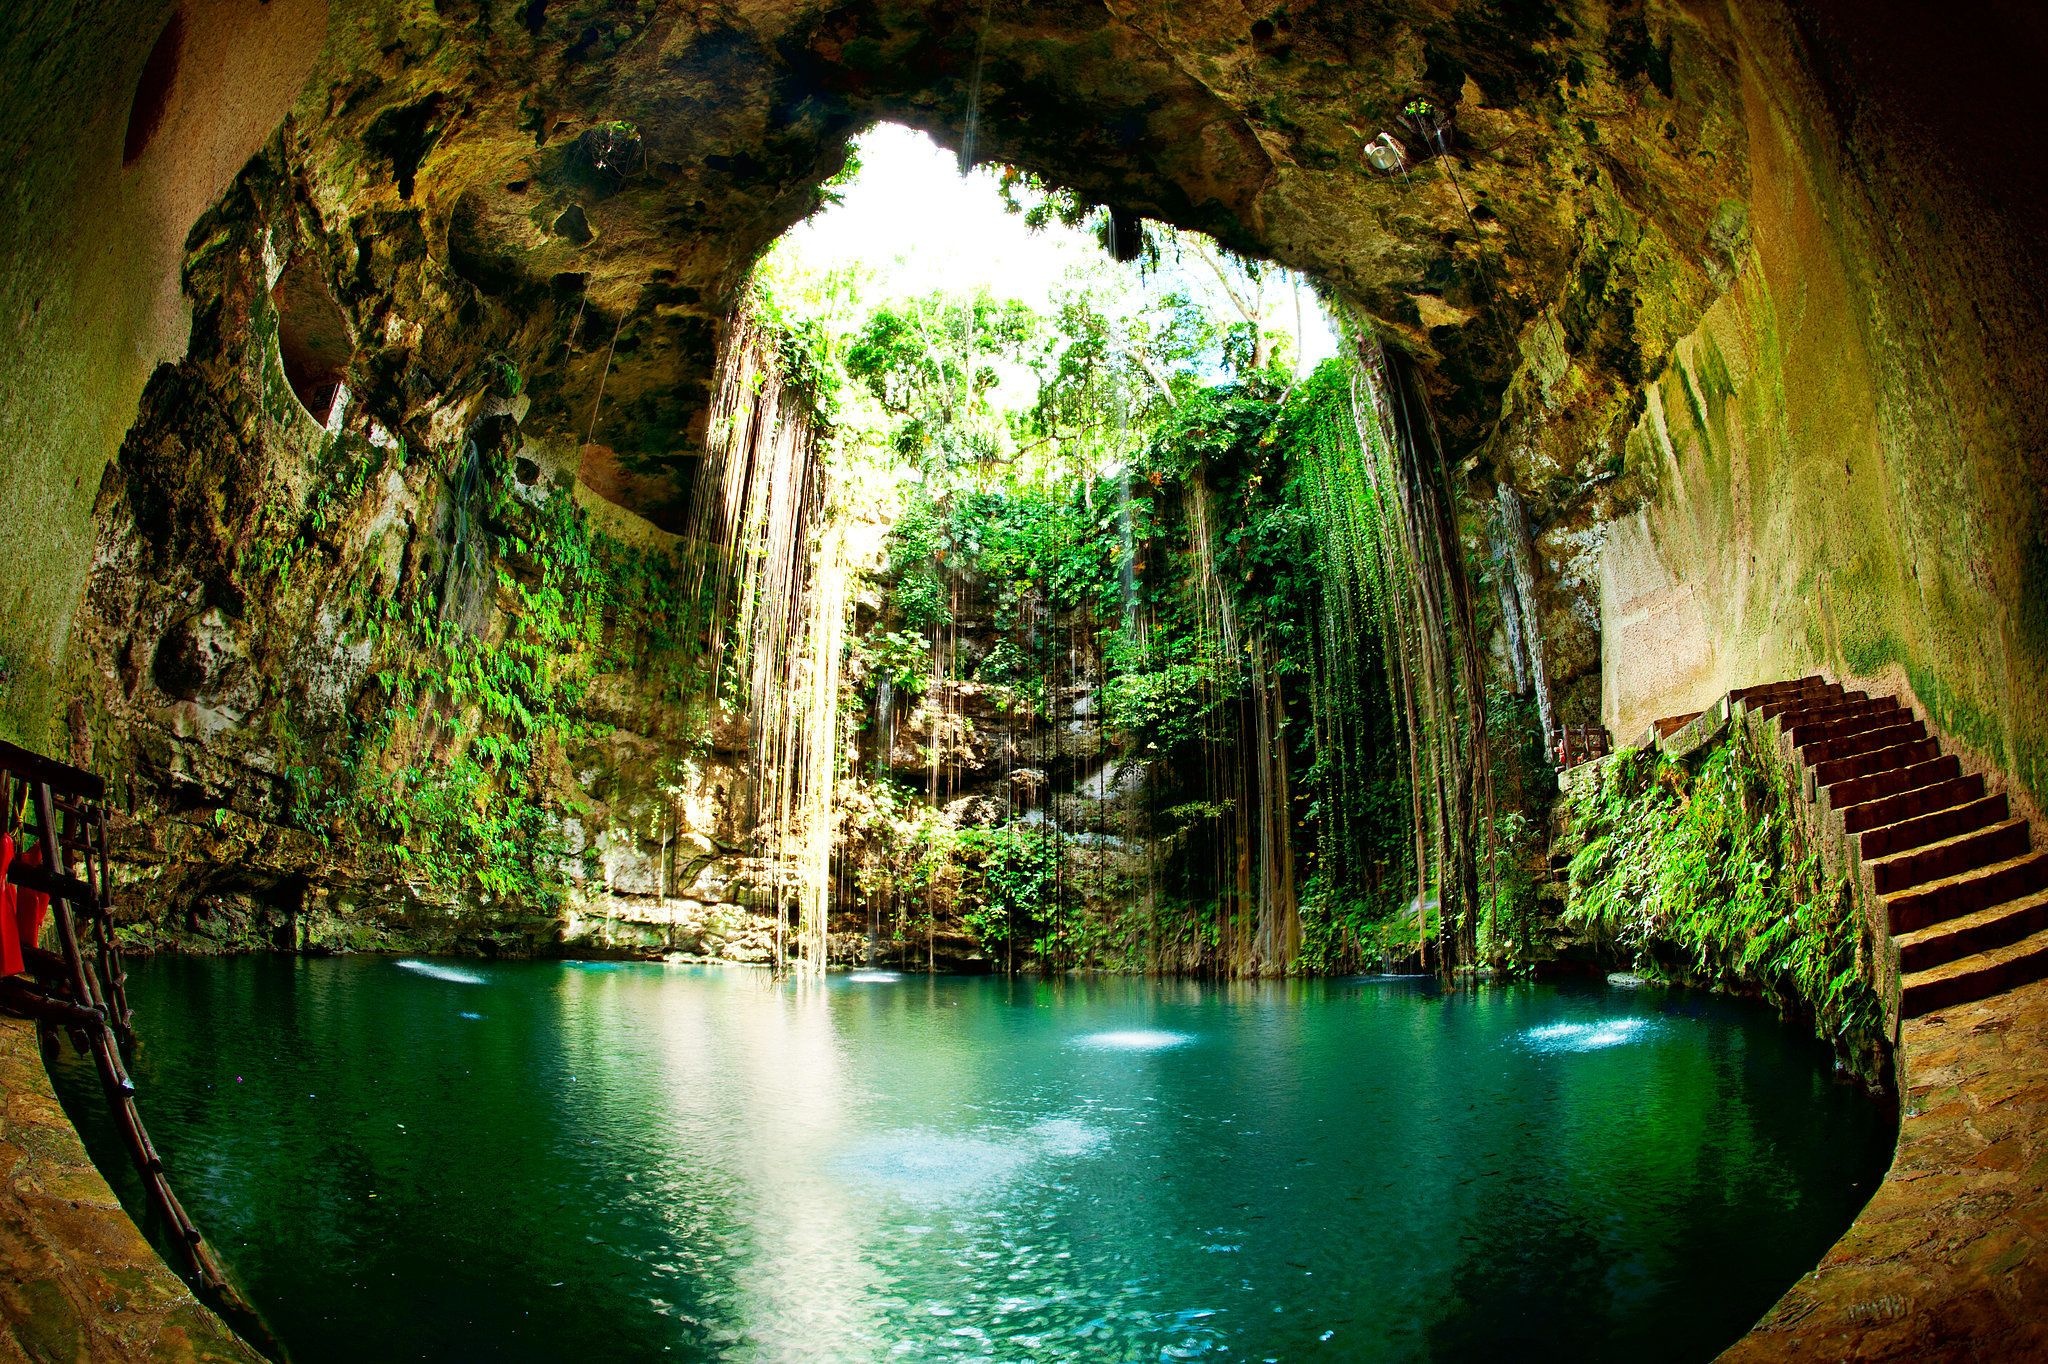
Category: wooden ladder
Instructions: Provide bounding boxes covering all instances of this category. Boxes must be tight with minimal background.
[0,738,262,1330]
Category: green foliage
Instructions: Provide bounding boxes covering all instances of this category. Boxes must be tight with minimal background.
[750,173,1420,976]
[1300,872,1428,973]
[744,280,842,425]
[238,434,391,592]
[488,355,523,396]
[956,821,1060,957]
[844,294,1038,460]
[815,142,864,211]
[858,629,932,698]
[1099,628,1225,752]
[994,166,1097,232]
[949,481,1125,621]
[892,571,951,633]
[269,445,710,911]
[1560,729,1887,1083]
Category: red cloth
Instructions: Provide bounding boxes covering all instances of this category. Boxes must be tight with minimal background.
[0,835,19,977]
[16,843,48,961]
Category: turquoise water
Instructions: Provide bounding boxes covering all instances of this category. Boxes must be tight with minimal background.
[53,960,1894,1362]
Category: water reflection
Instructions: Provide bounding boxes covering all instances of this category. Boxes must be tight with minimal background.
[394,958,487,984]
[1521,1017,1658,1052]
[50,963,1894,1364]
[1072,1028,1195,1051]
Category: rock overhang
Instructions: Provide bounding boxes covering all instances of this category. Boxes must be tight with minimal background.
[279,0,1746,527]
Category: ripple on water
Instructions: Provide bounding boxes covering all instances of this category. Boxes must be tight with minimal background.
[1522,1018,1656,1052]
[394,960,487,985]
[834,1130,1032,1202]
[837,1119,1109,1204]
[1026,1117,1109,1157]
[1073,1029,1193,1052]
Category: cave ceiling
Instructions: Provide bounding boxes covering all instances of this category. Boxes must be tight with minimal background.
[287,0,1748,524]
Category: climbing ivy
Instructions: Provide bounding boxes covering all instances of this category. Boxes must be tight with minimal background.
[956,821,1061,958]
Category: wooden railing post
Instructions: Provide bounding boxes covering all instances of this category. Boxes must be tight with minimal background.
[0,742,266,1336]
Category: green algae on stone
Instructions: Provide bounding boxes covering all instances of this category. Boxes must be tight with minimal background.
[1558,725,1887,1086]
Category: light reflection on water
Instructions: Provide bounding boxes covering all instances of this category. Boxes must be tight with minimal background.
[1521,1017,1659,1052]
[393,958,488,984]
[51,961,1894,1364]
[1072,1028,1195,1051]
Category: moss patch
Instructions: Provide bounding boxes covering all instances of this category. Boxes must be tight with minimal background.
[1558,728,1887,1087]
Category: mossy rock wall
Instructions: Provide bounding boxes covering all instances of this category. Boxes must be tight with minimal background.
[63,145,776,958]
[1595,0,2048,812]
[0,0,327,750]
[1556,717,1888,1086]
[2,0,2045,954]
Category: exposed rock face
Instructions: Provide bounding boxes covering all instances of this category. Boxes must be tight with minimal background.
[0,0,328,746]
[280,0,1749,536]
[1596,2,2048,814]
[63,150,800,961]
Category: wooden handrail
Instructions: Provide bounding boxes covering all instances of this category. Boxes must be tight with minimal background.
[0,746,265,1338]
[1555,723,1612,769]
[0,738,104,799]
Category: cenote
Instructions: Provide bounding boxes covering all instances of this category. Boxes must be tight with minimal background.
[54,959,1894,1362]
[16,2,2048,1355]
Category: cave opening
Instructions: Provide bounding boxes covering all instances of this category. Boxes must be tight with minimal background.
[271,252,355,427]
[681,120,1366,981]
[122,7,182,166]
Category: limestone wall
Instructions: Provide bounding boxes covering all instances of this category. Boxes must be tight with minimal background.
[0,0,327,750]
[1599,0,2048,809]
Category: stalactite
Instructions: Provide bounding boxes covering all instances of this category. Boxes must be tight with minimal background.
[1493,480,1554,747]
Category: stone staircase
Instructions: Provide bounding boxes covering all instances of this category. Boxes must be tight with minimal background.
[1724,676,2048,1019]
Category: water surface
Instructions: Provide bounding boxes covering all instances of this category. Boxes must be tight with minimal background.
[54,960,1894,1361]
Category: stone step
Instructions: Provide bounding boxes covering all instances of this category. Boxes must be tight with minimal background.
[1868,817,2031,895]
[1652,711,1702,739]
[1731,674,1832,707]
[1754,685,1849,720]
[1813,737,1942,789]
[1799,718,1927,767]
[1887,850,2048,935]
[1827,754,1965,812]
[1780,696,1900,743]
[1842,772,1987,836]
[1901,925,2048,1018]
[1770,686,1874,720]
[1896,889,2048,974]
[1758,680,1840,704]
[1715,676,2048,1017]
[1783,700,1907,745]
[1860,791,2009,861]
